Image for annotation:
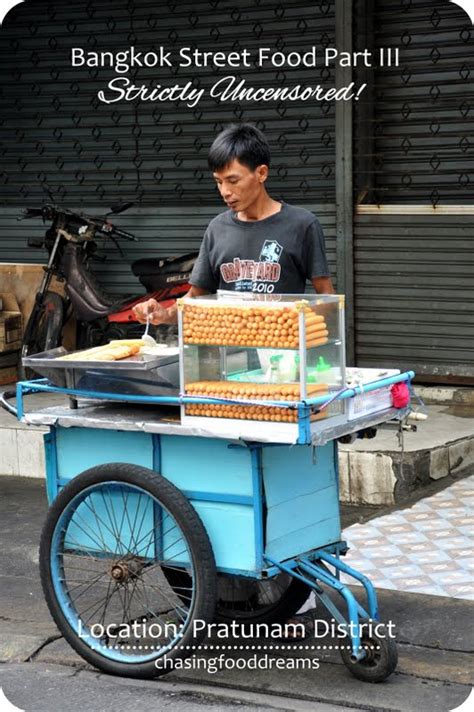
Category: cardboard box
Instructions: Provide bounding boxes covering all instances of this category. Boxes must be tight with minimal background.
[0,293,23,354]
[0,364,17,386]
[0,349,18,385]
[0,272,74,350]
[0,292,21,312]
[0,312,22,353]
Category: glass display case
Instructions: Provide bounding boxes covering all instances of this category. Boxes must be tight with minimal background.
[178,292,346,431]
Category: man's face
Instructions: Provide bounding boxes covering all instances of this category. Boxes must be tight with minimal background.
[213,159,268,212]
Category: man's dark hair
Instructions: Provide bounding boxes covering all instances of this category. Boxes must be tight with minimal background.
[208,123,271,171]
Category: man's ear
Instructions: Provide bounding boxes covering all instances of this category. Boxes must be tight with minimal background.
[256,165,269,183]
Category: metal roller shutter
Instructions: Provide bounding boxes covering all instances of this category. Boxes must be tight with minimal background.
[0,0,337,207]
[353,0,473,381]
[354,211,474,380]
[0,0,338,292]
[354,0,474,206]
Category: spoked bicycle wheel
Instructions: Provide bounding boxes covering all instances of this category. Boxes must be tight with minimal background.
[39,463,216,678]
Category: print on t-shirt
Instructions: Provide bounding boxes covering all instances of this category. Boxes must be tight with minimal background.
[220,239,283,293]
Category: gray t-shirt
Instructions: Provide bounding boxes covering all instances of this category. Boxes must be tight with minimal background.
[190,202,330,295]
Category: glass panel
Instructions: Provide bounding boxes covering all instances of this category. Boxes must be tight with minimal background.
[179,294,345,423]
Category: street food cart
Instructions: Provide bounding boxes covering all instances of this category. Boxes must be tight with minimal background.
[1,293,413,682]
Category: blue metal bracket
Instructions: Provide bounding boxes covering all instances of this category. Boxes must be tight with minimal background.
[318,550,378,621]
[264,547,382,662]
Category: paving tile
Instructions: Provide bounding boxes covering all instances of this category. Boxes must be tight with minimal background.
[453,547,472,558]
[402,541,435,553]
[402,584,448,597]
[378,523,414,533]
[409,519,452,532]
[357,545,404,559]
[342,561,374,574]
[436,507,471,520]
[369,580,395,591]
[405,550,451,564]
[368,555,414,568]
[343,526,374,541]
[372,514,410,526]
[435,537,471,550]
[432,528,464,539]
[379,564,423,580]
[422,561,463,574]
[399,576,429,587]
[405,511,433,521]
[429,570,474,584]
[432,501,459,510]
[443,583,474,599]
[450,516,473,527]
[389,532,430,544]
[457,557,474,571]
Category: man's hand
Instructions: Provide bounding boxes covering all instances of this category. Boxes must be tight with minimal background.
[133,286,209,326]
[132,298,170,325]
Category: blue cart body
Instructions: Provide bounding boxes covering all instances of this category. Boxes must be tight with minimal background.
[0,372,413,669]
[45,426,341,577]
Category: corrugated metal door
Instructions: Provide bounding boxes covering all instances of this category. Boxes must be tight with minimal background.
[0,0,338,294]
[354,210,473,380]
[353,0,474,380]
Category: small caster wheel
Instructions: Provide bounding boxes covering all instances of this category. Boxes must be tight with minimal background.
[340,623,398,683]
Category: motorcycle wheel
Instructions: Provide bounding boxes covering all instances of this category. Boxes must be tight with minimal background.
[19,292,64,380]
[77,320,109,349]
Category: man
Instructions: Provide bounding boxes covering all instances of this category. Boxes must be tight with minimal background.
[133,123,334,325]
[134,124,333,637]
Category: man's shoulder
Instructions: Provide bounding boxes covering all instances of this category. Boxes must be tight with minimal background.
[206,209,233,232]
[283,203,320,227]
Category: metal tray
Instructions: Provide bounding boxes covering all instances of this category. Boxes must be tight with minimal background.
[22,347,180,397]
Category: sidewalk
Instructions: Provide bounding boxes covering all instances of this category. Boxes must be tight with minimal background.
[341,476,473,600]
[0,474,472,712]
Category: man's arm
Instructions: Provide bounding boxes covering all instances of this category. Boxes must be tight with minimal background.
[312,276,335,294]
[133,285,210,325]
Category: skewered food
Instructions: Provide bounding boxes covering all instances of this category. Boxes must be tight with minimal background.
[183,304,328,349]
[185,381,328,422]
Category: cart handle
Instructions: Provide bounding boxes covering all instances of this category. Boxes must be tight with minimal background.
[0,378,50,419]
[0,389,19,417]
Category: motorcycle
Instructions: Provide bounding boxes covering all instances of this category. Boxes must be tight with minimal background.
[19,202,197,374]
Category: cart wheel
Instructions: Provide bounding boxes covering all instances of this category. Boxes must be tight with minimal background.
[340,623,398,683]
[39,463,216,679]
[215,574,312,626]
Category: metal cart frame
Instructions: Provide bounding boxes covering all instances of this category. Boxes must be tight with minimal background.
[1,370,414,682]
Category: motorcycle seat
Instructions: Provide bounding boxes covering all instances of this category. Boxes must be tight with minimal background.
[131,252,197,278]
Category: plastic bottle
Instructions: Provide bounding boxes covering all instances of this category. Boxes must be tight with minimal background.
[279,352,297,382]
[316,356,331,374]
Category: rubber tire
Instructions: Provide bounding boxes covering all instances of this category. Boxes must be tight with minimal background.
[19,291,64,379]
[340,623,398,683]
[215,575,312,626]
[39,463,217,679]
